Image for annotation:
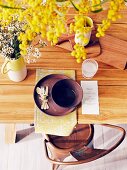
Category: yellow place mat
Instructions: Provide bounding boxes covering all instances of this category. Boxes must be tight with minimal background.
[34,69,77,136]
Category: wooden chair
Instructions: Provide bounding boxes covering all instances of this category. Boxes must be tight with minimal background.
[44,124,126,170]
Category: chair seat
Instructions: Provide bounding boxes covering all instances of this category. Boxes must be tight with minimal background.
[44,124,125,170]
[48,124,94,151]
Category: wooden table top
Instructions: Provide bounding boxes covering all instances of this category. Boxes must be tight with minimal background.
[0,6,127,124]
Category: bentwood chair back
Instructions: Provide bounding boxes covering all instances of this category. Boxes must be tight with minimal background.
[44,124,125,170]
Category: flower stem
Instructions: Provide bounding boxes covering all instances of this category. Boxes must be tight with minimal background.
[0,4,25,10]
[69,0,79,11]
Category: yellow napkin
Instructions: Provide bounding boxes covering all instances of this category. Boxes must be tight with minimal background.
[34,69,77,136]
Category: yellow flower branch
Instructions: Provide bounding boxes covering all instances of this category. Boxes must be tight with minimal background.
[0,0,125,63]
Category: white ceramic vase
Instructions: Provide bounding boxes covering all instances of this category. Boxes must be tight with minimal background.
[74,16,93,46]
[1,56,27,82]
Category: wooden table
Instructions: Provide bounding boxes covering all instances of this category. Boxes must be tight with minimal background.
[0,6,127,127]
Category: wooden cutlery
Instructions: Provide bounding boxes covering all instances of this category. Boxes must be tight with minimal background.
[36,86,49,110]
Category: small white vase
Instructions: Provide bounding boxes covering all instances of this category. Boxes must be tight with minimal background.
[1,56,27,82]
[75,16,93,46]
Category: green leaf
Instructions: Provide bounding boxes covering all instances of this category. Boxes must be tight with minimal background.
[0,4,25,10]
[15,52,20,58]
[92,8,103,13]
[69,0,79,11]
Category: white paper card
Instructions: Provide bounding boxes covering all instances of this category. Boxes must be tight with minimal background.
[81,81,99,115]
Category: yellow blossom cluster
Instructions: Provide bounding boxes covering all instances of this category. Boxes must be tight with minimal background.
[96,0,124,37]
[70,14,92,62]
[0,0,69,55]
[70,0,124,63]
[69,0,91,63]
[71,44,87,63]
[73,15,91,33]
[91,0,102,12]
[76,0,91,13]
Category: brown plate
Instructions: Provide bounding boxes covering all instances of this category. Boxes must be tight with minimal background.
[34,74,77,116]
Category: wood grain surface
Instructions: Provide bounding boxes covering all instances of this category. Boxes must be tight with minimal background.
[0,6,127,123]
[5,124,16,144]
